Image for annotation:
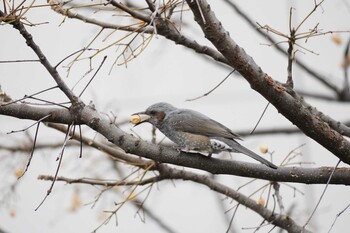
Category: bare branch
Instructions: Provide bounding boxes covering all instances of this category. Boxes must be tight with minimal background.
[327,203,350,233]
[303,159,341,229]
[47,123,154,169]
[0,101,76,124]
[108,0,151,23]
[157,165,311,233]
[48,1,153,33]
[79,56,107,97]
[35,123,74,211]
[38,175,162,186]
[40,163,309,232]
[223,0,342,97]
[18,119,42,179]
[48,1,230,66]
[186,69,235,101]
[2,101,350,185]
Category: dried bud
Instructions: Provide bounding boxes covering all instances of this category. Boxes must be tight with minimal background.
[15,168,24,178]
[331,34,342,45]
[257,197,265,206]
[259,145,268,154]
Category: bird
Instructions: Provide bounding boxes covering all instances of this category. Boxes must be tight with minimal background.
[132,102,277,169]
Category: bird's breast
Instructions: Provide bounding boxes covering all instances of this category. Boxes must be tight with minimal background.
[162,129,211,152]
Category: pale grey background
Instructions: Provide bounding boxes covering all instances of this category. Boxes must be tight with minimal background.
[0,1,349,232]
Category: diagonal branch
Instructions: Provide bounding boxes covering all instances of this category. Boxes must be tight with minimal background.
[186,0,350,165]
[49,1,230,66]
[223,0,342,96]
[0,10,77,102]
[108,0,151,23]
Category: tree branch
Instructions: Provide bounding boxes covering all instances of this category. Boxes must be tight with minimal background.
[47,122,155,169]
[2,100,350,185]
[186,0,350,165]
[38,175,161,186]
[223,0,342,97]
[48,1,230,66]
[39,165,310,232]
[0,10,77,102]
[158,165,311,233]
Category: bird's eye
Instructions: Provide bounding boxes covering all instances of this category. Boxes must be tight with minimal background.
[149,110,157,115]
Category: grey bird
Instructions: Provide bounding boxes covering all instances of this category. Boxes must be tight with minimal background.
[132,102,277,169]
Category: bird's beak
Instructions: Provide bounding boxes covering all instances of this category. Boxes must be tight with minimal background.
[130,112,150,127]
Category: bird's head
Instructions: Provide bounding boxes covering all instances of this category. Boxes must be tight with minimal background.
[131,102,176,128]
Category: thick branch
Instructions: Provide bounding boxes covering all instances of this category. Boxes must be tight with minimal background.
[186,0,350,165]
[0,102,75,123]
[2,101,348,185]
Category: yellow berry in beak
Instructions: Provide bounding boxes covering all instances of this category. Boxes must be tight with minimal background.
[130,115,142,124]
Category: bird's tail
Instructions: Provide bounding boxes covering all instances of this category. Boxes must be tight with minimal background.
[219,138,278,169]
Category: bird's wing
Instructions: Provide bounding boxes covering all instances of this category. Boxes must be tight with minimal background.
[167,109,242,140]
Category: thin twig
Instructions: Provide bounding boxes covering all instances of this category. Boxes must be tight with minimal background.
[78,125,83,158]
[303,159,341,228]
[340,38,350,100]
[186,69,235,101]
[109,0,151,23]
[7,114,52,134]
[55,48,93,69]
[195,0,206,24]
[26,96,69,109]
[0,86,59,107]
[327,203,350,233]
[0,59,39,63]
[250,102,270,134]
[17,120,41,179]
[35,123,74,211]
[79,56,107,97]
[38,175,162,186]
[225,204,239,233]
[47,123,154,168]
[18,115,51,179]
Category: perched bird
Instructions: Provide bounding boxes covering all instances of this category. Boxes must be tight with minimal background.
[132,102,277,169]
